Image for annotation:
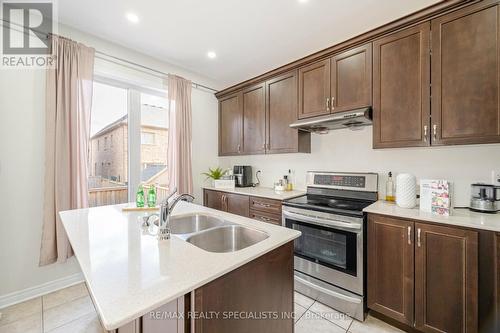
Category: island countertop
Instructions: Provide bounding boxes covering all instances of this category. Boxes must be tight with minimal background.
[60,201,301,330]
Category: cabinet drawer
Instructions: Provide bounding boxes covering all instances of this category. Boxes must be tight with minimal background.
[250,210,282,226]
[249,196,282,214]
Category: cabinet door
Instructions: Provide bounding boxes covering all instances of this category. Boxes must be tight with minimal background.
[219,92,243,155]
[194,243,293,333]
[266,71,301,153]
[431,3,500,146]
[242,83,266,154]
[298,59,331,119]
[225,193,250,217]
[367,215,414,325]
[203,190,223,211]
[415,223,478,333]
[373,23,430,148]
[331,43,372,113]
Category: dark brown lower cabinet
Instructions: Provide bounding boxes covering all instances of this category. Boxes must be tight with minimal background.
[193,242,294,333]
[368,214,479,333]
[415,223,478,333]
[367,214,414,325]
[203,189,250,217]
[225,192,250,217]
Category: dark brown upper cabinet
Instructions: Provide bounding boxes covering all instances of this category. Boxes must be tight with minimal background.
[331,43,372,113]
[242,83,266,154]
[219,92,243,155]
[373,23,431,148]
[414,223,478,333]
[298,59,331,119]
[266,71,310,154]
[431,2,500,146]
[218,70,310,156]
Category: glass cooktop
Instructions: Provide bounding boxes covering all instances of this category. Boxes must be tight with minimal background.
[283,194,374,216]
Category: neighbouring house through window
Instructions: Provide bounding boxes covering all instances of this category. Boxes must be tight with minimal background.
[88,80,169,207]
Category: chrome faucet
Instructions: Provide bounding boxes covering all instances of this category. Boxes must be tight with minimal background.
[143,187,195,241]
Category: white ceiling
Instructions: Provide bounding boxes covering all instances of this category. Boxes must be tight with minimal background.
[58,0,441,89]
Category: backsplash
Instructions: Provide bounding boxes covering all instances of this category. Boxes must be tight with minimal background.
[218,127,500,207]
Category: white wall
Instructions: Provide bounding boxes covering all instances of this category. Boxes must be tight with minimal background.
[219,127,500,207]
[0,24,220,300]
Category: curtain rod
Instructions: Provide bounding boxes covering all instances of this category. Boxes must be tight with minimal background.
[94,51,218,93]
[2,19,219,93]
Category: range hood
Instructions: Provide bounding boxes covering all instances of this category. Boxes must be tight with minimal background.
[290,107,372,133]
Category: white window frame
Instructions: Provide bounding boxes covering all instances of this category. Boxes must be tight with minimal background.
[93,74,168,202]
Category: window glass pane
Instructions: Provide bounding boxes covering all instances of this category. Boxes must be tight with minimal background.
[140,93,169,200]
[88,82,129,207]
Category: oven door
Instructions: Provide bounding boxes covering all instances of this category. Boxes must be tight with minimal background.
[282,206,364,295]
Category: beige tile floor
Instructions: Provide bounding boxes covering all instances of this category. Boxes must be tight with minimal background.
[0,283,403,333]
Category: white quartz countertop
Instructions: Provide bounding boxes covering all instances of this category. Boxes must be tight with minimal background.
[202,185,305,201]
[364,200,500,232]
[60,202,301,330]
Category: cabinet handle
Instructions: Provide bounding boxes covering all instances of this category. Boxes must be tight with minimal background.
[255,202,271,208]
[331,96,335,110]
[407,226,411,245]
[423,125,428,142]
[417,228,421,247]
[326,98,330,112]
[237,144,241,153]
[432,124,437,141]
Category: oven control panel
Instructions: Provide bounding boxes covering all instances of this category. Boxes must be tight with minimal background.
[314,175,366,188]
[307,172,378,192]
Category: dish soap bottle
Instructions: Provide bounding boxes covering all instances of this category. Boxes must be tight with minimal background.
[385,172,395,202]
[147,185,157,207]
[136,184,145,208]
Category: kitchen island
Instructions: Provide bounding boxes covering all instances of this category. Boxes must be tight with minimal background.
[60,201,301,332]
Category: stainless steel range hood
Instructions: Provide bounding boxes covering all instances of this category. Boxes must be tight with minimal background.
[290,107,372,133]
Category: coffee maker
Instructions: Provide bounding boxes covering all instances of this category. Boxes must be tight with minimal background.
[233,166,253,187]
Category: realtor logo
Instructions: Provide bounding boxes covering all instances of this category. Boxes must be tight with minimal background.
[1,0,55,68]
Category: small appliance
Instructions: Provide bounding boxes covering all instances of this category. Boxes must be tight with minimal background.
[282,171,378,321]
[470,183,500,213]
[233,166,253,187]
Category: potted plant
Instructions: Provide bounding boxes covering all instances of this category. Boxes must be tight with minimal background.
[202,167,234,189]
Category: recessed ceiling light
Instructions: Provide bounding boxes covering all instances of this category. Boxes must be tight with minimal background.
[298,0,309,3]
[207,51,217,59]
[126,12,139,23]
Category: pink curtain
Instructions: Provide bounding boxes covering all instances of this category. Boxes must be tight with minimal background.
[167,75,193,195]
[39,36,95,266]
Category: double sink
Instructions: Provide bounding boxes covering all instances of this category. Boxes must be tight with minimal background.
[150,214,270,253]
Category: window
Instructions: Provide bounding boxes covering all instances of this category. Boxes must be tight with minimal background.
[140,92,168,193]
[141,132,155,145]
[88,78,169,207]
[88,82,128,207]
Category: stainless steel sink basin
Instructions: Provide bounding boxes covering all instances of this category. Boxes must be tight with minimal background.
[154,214,227,234]
[185,225,269,253]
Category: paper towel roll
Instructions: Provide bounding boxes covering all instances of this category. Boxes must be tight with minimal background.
[396,173,417,208]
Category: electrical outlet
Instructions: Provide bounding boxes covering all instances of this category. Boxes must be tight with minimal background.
[492,170,500,185]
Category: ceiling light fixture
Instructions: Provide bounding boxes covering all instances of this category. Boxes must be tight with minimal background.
[298,0,309,3]
[126,12,139,23]
[207,51,217,59]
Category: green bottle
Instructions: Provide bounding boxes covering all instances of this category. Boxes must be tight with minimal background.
[147,185,157,207]
[136,184,145,208]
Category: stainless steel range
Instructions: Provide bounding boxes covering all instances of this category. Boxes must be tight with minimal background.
[282,171,378,321]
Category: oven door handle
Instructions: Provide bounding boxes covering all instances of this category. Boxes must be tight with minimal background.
[283,210,362,231]
[294,275,362,304]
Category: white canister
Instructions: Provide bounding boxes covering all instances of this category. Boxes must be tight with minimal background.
[396,173,417,208]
